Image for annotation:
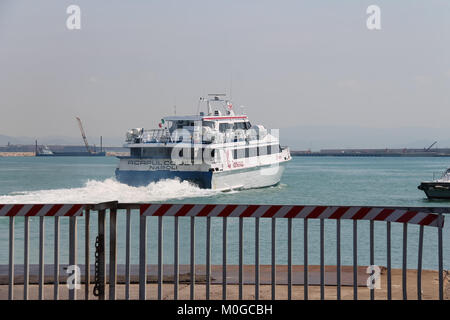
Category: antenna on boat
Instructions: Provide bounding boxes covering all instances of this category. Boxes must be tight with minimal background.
[230,72,233,101]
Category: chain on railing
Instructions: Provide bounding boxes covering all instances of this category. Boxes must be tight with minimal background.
[93,235,104,298]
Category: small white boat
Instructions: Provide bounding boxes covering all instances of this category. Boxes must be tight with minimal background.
[115,94,291,189]
[36,145,54,156]
[418,168,450,199]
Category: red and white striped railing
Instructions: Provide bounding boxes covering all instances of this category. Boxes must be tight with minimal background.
[0,204,84,216]
[140,204,445,227]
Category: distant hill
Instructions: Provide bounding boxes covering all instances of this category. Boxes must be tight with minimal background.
[0,134,29,145]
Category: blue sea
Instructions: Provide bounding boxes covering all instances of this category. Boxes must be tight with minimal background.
[0,156,448,270]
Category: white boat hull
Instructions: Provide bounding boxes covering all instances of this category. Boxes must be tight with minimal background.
[211,163,285,190]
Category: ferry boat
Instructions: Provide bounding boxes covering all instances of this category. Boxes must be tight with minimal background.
[418,168,450,199]
[115,94,291,190]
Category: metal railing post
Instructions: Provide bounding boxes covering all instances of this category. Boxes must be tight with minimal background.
[206,217,211,300]
[370,220,375,300]
[8,216,14,300]
[109,208,117,300]
[97,210,106,300]
[387,221,392,300]
[255,217,260,300]
[287,218,292,300]
[304,218,308,300]
[54,216,59,300]
[320,218,324,300]
[402,223,408,300]
[239,217,244,300]
[69,216,78,300]
[85,210,90,300]
[336,219,341,300]
[191,216,196,300]
[222,217,227,300]
[24,216,29,300]
[139,215,147,300]
[174,216,179,300]
[353,220,358,300]
[438,214,444,300]
[38,216,45,300]
[125,208,131,300]
[417,225,424,300]
[158,216,163,300]
[271,218,276,300]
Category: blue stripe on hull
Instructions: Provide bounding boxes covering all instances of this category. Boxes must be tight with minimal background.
[115,169,213,188]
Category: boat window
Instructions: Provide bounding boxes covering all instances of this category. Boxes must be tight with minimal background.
[258,145,267,156]
[233,148,245,159]
[219,123,232,132]
[267,144,279,155]
[142,147,173,158]
[244,122,252,130]
[202,121,215,129]
[130,148,141,158]
[267,144,278,155]
[202,148,215,162]
[233,122,246,130]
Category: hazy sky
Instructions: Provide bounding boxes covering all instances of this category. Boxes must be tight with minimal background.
[1,1,449,147]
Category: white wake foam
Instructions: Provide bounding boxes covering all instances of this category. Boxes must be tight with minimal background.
[0,178,219,204]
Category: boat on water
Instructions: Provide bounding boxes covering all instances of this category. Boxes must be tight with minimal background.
[36,145,106,157]
[418,168,450,199]
[115,94,291,190]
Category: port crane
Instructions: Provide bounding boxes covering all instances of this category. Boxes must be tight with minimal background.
[425,141,437,152]
[76,117,93,154]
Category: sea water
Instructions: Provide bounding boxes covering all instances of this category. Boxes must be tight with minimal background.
[0,156,448,270]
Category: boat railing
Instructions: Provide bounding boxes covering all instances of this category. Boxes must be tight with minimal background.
[142,129,173,143]
[136,128,277,145]
[433,171,450,182]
